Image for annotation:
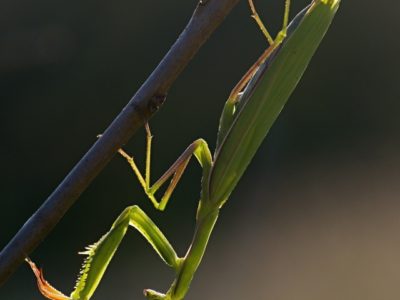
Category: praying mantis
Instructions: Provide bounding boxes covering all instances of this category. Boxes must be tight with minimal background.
[27,0,340,299]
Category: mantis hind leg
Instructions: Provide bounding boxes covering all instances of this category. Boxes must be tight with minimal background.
[248,0,291,43]
[27,205,179,300]
[119,124,212,211]
[227,0,292,102]
[217,0,292,149]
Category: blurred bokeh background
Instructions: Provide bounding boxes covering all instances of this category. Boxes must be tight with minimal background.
[1,0,400,299]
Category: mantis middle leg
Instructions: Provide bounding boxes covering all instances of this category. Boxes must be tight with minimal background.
[118,124,212,211]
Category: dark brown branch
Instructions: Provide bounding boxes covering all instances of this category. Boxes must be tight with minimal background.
[0,0,240,285]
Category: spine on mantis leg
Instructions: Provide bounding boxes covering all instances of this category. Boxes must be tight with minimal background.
[28,206,179,300]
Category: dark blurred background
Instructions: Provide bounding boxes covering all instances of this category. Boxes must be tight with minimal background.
[1,0,400,299]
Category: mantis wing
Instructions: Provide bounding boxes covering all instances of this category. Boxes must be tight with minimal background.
[215,3,310,152]
[211,0,340,205]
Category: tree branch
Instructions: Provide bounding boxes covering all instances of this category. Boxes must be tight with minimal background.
[0,0,240,285]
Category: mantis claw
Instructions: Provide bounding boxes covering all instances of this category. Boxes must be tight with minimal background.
[26,258,70,300]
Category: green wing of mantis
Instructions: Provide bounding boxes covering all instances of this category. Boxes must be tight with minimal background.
[215,3,311,152]
[210,0,340,206]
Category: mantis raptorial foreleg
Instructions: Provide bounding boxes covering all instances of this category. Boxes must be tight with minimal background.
[118,124,212,211]
[27,206,180,300]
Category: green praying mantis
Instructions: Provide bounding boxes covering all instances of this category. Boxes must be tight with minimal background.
[27,0,340,299]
